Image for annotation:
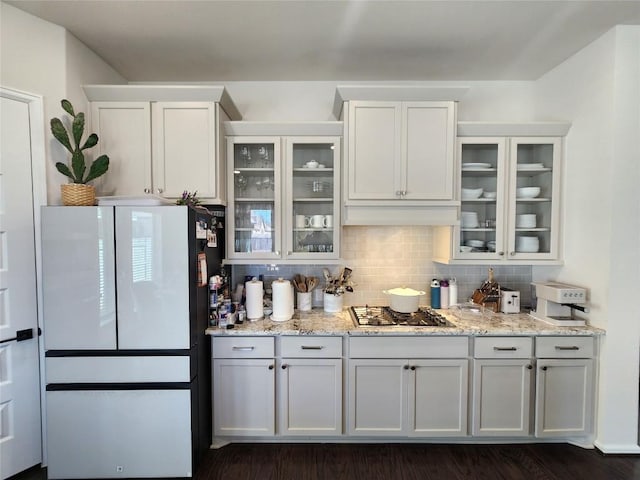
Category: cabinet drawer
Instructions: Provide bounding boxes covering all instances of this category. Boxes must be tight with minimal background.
[212,336,274,358]
[281,336,342,358]
[349,336,468,358]
[474,337,533,359]
[535,336,594,358]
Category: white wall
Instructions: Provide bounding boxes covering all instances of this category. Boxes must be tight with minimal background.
[534,26,640,453]
[0,2,126,205]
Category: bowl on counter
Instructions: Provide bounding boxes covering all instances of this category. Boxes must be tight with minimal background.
[461,187,483,199]
[516,187,541,199]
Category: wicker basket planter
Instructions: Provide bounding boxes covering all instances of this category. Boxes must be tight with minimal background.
[61,183,96,206]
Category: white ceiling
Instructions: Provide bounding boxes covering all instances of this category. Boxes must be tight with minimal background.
[6,0,640,82]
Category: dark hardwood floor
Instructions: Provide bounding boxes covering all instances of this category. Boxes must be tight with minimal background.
[13,443,640,480]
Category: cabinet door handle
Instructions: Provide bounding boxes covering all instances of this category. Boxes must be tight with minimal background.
[526,364,533,370]
[403,365,409,370]
[410,365,416,371]
[232,346,255,351]
[498,251,505,256]
[555,346,579,351]
[541,366,548,371]
[281,364,287,370]
[494,346,517,351]
[144,188,151,194]
[157,188,164,194]
[510,251,516,256]
[396,191,403,197]
[301,346,323,350]
[268,364,274,370]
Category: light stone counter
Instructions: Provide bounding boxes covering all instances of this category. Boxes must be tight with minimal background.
[205,306,604,337]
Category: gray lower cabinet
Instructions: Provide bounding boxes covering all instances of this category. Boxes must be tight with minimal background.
[472,337,534,436]
[278,336,343,436]
[212,337,275,436]
[348,336,469,437]
[534,336,595,438]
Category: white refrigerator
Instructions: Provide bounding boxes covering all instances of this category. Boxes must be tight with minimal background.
[41,205,224,479]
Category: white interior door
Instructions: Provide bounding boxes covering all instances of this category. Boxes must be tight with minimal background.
[0,91,44,478]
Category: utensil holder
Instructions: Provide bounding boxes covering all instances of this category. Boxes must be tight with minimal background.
[323,293,343,313]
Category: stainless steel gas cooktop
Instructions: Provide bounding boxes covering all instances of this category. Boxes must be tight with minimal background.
[350,306,455,327]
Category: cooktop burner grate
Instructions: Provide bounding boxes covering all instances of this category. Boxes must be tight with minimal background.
[350,306,455,327]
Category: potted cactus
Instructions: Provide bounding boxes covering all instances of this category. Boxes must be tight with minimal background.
[50,99,109,205]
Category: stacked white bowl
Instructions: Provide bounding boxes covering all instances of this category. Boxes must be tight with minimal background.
[461,211,479,228]
[462,187,483,200]
[516,236,539,253]
[516,214,537,228]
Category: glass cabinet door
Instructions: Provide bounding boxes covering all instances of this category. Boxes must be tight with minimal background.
[285,137,340,259]
[457,138,507,259]
[507,137,561,259]
[227,137,281,259]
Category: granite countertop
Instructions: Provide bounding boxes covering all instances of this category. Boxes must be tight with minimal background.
[205,306,604,337]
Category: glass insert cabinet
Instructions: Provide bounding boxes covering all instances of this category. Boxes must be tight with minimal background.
[455,136,562,262]
[226,135,340,262]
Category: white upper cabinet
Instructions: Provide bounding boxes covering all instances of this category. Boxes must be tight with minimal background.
[434,122,571,265]
[85,85,240,203]
[335,86,465,225]
[346,101,456,201]
[225,122,342,264]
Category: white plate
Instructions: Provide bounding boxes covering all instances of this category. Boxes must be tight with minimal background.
[462,162,492,169]
[517,163,544,170]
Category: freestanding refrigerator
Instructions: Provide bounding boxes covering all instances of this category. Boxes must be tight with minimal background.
[41,204,224,479]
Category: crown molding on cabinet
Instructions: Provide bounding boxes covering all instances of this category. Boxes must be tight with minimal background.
[83,84,242,120]
[332,85,470,118]
[457,121,572,137]
[224,121,343,137]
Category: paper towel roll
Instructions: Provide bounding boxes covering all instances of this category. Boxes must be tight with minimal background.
[271,278,294,322]
[245,278,264,320]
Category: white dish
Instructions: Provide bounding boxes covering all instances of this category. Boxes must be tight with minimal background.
[462,162,492,169]
[516,235,539,253]
[466,239,485,248]
[518,163,544,170]
[461,187,483,199]
[459,246,473,253]
[516,214,537,228]
[482,191,496,199]
[516,187,541,199]
[461,211,479,228]
[317,164,326,168]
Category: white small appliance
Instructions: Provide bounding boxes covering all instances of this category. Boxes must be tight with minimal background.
[530,281,589,326]
[500,289,521,313]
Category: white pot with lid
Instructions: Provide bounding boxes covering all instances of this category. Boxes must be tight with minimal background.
[383,287,426,313]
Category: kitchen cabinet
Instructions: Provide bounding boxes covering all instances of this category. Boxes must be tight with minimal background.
[472,337,534,437]
[84,85,240,203]
[346,101,455,201]
[348,336,468,437]
[434,122,571,264]
[278,336,343,436]
[534,336,595,438]
[334,86,464,225]
[225,122,341,263]
[212,337,275,437]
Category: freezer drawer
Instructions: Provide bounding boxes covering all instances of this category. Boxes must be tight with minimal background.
[46,388,193,479]
[45,356,191,383]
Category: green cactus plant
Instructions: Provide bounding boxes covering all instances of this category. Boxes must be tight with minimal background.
[50,99,109,184]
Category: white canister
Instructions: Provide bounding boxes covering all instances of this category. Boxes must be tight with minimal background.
[245,277,264,320]
[323,292,343,313]
[449,278,458,306]
[272,278,294,321]
[296,291,312,312]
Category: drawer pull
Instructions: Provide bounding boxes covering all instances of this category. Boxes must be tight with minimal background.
[555,346,579,351]
[526,364,533,370]
[232,346,255,351]
[493,346,517,351]
[301,346,323,350]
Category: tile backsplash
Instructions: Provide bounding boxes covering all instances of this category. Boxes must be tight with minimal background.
[231,226,533,308]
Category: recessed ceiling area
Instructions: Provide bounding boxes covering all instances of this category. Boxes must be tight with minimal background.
[6,0,640,82]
